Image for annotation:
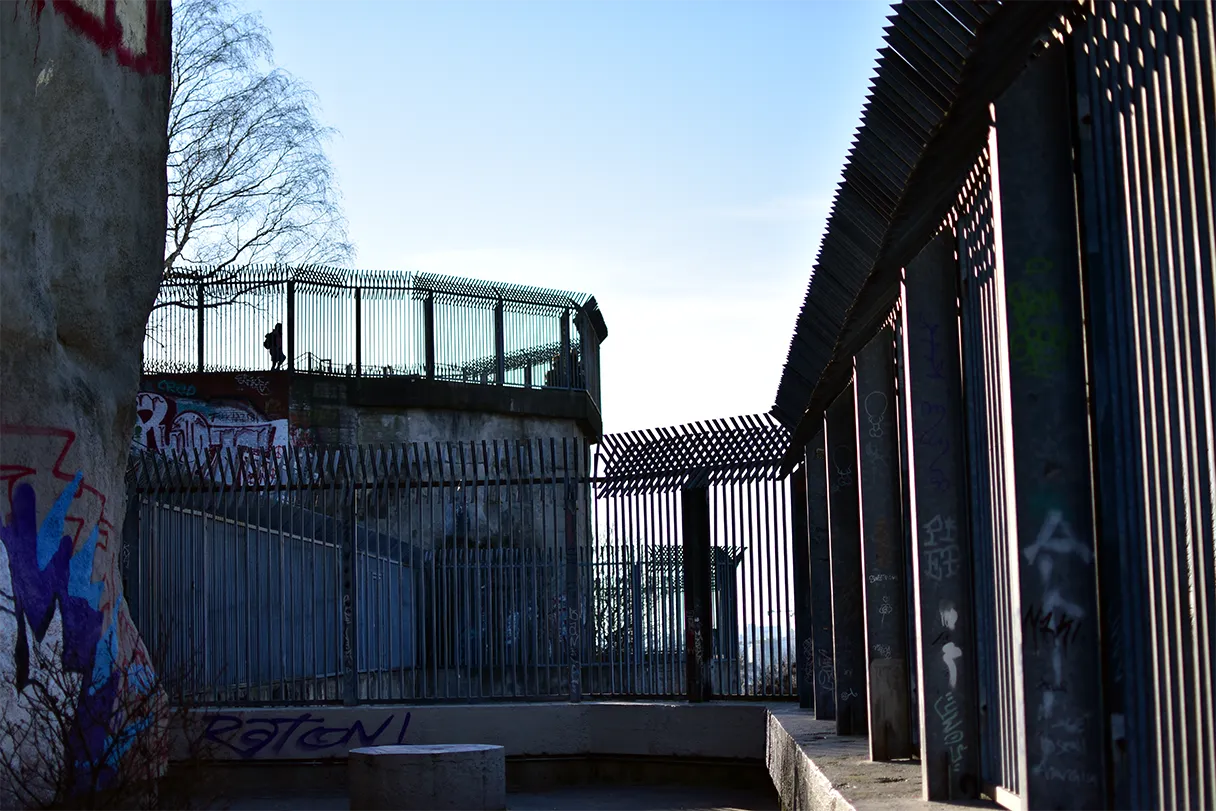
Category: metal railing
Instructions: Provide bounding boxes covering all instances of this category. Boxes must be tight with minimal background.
[143,267,605,408]
[124,418,799,705]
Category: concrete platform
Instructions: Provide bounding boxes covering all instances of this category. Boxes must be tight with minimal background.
[173,702,1001,811]
[764,707,993,811]
[184,783,778,811]
[349,744,506,810]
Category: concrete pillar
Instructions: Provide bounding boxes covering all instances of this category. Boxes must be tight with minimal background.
[901,233,980,800]
[806,434,835,720]
[854,326,912,760]
[0,2,172,805]
[789,464,814,709]
[993,44,1106,806]
[826,384,867,735]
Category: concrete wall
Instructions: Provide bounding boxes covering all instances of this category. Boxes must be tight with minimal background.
[178,702,768,763]
[0,0,171,802]
[291,373,596,447]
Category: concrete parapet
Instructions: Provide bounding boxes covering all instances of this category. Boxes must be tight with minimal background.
[348,744,506,811]
[179,702,766,762]
[765,707,971,811]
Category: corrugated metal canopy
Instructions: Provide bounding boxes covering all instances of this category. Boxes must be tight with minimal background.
[771,0,1075,470]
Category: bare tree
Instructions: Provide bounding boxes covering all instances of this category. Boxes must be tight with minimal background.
[164,0,354,289]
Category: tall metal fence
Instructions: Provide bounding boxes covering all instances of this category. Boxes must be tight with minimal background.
[143,267,606,407]
[591,415,796,699]
[124,417,798,705]
[127,439,591,705]
[769,2,1216,810]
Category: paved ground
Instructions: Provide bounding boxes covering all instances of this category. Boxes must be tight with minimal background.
[214,784,777,811]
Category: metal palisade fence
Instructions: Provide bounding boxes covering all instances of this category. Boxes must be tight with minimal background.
[144,267,606,408]
[770,2,1216,810]
[125,418,798,706]
[591,415,796,699]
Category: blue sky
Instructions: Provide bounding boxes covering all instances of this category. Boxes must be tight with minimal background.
[251,0,893,434]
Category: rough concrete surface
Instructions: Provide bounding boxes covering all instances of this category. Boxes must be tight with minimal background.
[765,707,991,811]
[205,784,777,811]
[183,701,769,762]
[0,0,171,804]
[348,744,506,810]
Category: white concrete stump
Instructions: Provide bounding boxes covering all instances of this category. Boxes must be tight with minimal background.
[348,744,506,811]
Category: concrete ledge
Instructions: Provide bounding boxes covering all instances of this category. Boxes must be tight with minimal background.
[765,707,986,811]
[180,701,998,810]
[179,701,767,763]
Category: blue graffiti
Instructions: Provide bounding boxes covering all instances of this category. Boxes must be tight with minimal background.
[2,473,147,793]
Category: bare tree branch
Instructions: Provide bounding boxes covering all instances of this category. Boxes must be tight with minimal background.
[164,0,354,284]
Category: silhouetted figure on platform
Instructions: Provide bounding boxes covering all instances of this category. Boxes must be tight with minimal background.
[264,322,286,370]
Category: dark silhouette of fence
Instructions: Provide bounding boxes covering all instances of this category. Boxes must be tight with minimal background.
[143,267,606,406]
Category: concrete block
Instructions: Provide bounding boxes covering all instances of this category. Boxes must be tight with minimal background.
[348,744,506,810]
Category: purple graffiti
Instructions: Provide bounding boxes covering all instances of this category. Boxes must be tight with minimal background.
[201,711,412,759]
[2,474,150,793]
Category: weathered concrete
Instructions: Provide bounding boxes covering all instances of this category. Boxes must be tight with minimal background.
[180,703,994,811]
[348,744,506,810]
[764,707,982,811]
[294,373,600,445]
[179,702,768,762]
[0,0,171,805]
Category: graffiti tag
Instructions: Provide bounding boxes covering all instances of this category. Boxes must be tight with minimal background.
[201,712,412,759]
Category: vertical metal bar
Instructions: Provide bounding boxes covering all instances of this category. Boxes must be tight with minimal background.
[681,483,713,702]
[424,293,435,380]
[287,279,296,372]
[564,439,582,701]
[355,286,363,377]
[342,456,358,705]
[901,232,981,800]
[807,435,836,719]
[826,383,867,735]
[855,326,913,759]
[197,282,205,373]
[495,298,506,385]
[993,44,1107,806]
[559,310,571,388]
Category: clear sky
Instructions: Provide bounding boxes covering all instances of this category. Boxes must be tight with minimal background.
[250,0,893,435]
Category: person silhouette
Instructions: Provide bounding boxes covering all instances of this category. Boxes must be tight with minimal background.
[264,322,286,370]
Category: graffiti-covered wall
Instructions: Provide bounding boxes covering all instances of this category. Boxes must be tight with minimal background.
[0,0,172,804]
[135,371,297,456]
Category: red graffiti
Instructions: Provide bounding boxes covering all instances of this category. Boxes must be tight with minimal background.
[28,0,170,75]
[0,425,112,550]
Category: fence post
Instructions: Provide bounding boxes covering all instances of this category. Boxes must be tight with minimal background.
[197,281,205,373]
[826,383,867,735]
[901,233,980,800]
[424,292,435,379]
[681,480,713,702]
[286,279,296,373]
[807,434,835,719]
[855,326,913,760]
[354,285,363,378]
[121,482,142,631]
[564,458,582,702]
[342,482,359,706]
[790,462,814,710]
[559,310,571,388]
[495,297,506,385]
[993,44,1106,806]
